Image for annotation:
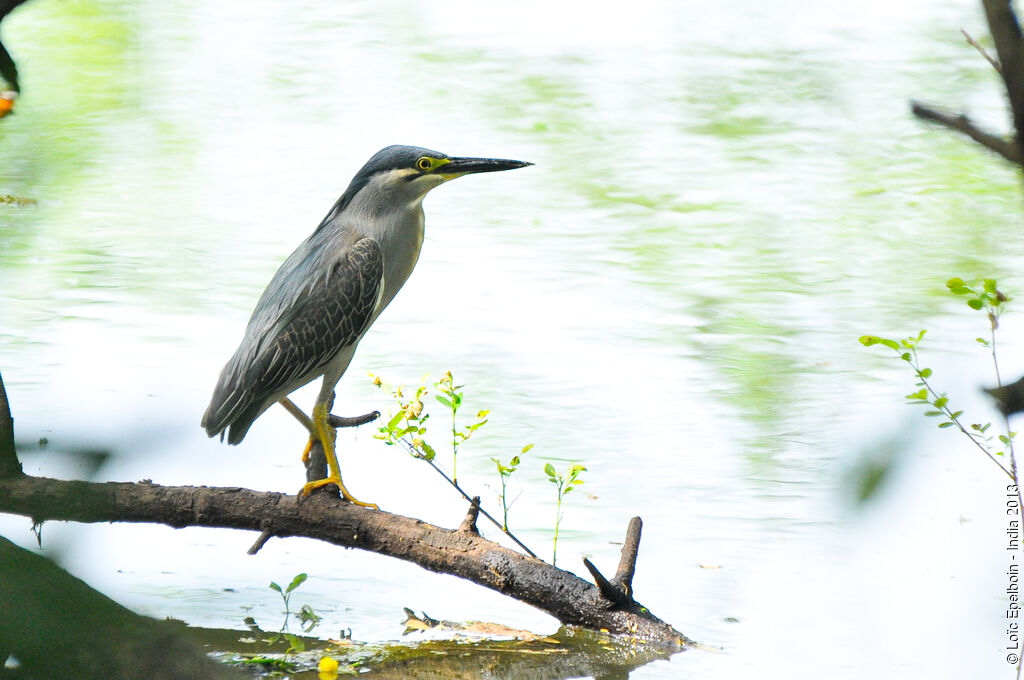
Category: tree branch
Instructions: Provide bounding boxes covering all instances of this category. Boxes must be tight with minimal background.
[910,100,1021,164]
[613,516,642,595]
[0,473,691,648]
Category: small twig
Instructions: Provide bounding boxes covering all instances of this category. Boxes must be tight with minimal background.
[962,28,1002,74]
[910,101,1021,164]
[582,519,643,606]
[247,529,274,555]
[328,411,380,428]
[420,455,537,558]
[583,557,626,605]
[613,517,642,596]
[457,496,480,534]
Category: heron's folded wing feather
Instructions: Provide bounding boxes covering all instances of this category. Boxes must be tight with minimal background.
[243,237,384,399]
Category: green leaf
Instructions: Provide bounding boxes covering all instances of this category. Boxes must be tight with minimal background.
[521,443,534,454]
[287,573,307,593]
[923,411,943,416]
[950,410,963,419]
[435,395,452,408]
[544,462,556,479]
[510,455,520,467]
[919,368,932,378]
[946,277,965,290]
[938,422,955,428]
[422,442,436,461]
[285,634,305,653]
[386,412,404,430]
[269,581,282,594]
[968,298,984,310]
[859,335,900,351]
[984,278,998,293]
[477,410,490,419]
[932,396,948,409]
[1000,435,1011,444]
[905,389,928,401]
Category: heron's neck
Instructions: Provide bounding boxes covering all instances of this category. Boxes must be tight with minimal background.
[344,194,426,312]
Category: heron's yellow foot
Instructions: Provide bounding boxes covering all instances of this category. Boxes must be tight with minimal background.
[299,476,379,509]
[300,436,314,464]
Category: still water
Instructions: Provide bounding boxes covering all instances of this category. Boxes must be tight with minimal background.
[2,0,1023,677]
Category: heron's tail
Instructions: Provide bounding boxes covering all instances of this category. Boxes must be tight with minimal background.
[202,382,262,445]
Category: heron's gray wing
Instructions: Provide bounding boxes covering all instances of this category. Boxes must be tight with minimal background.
[245,237,383,397]
[202,237,383,440]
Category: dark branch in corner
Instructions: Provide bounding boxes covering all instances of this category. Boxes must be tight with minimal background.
[0,371,22,478]
[982,0,1024,159]
[985,375,1024,416]
[910,101,1021,164]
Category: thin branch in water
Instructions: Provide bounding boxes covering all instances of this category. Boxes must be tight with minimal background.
[419,453,538,559]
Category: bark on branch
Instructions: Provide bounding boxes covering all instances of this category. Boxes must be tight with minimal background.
[0,473,691,648]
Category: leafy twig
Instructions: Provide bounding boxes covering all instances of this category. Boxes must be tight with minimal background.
[371,374,537,559]
[544,462,586,567]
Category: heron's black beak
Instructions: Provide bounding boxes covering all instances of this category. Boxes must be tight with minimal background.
[440,157,533,178]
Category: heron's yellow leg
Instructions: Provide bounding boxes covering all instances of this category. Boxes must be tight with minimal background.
[299,401,378,509]
[300,436,314,464]
[275,399,318,464]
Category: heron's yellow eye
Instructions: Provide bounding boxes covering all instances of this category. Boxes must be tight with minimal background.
[416,157,433,172]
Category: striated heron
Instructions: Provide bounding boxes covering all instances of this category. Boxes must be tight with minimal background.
[201,145,531,508]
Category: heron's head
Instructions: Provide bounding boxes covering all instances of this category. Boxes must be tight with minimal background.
[328,145,532,220]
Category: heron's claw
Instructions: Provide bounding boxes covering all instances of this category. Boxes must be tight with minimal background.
[299,476,379,510]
